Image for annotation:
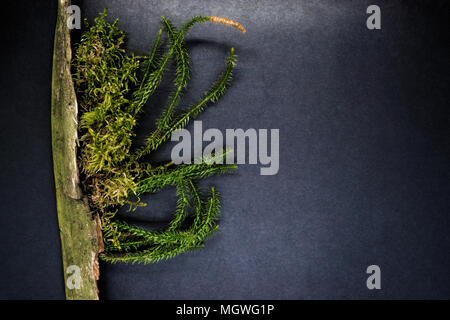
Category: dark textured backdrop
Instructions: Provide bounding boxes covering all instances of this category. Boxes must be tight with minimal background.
[0,0,449,299]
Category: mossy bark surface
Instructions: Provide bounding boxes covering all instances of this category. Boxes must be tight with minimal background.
[51,0,102,300]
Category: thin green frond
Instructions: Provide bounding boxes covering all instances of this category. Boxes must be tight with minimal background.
[168,179,192,231]
[130,16,209,115]
[136,162,236,195]
[139,28,163,89]
[137,47,237,156]
[101,242,204,264]
[100,187,221,264]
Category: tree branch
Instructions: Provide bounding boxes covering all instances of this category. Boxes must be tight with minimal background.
[51,0,102,300]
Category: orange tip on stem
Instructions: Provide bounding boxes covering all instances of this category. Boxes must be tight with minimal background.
[208,16,246,34]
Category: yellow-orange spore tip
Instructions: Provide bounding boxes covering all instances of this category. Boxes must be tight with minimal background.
[209,16,246,34]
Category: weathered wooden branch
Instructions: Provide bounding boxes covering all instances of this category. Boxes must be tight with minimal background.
[51,0,102,300]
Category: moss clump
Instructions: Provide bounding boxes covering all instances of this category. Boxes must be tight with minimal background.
[72,11,243,263]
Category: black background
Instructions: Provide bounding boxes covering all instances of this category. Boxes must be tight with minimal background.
[0,0,449,299]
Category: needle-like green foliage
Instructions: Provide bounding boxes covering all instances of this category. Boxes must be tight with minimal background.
[72,10,242,263]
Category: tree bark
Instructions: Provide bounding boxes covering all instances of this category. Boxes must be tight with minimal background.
[51,0,102,300]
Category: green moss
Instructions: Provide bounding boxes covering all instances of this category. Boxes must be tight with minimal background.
[72,11,241,263]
